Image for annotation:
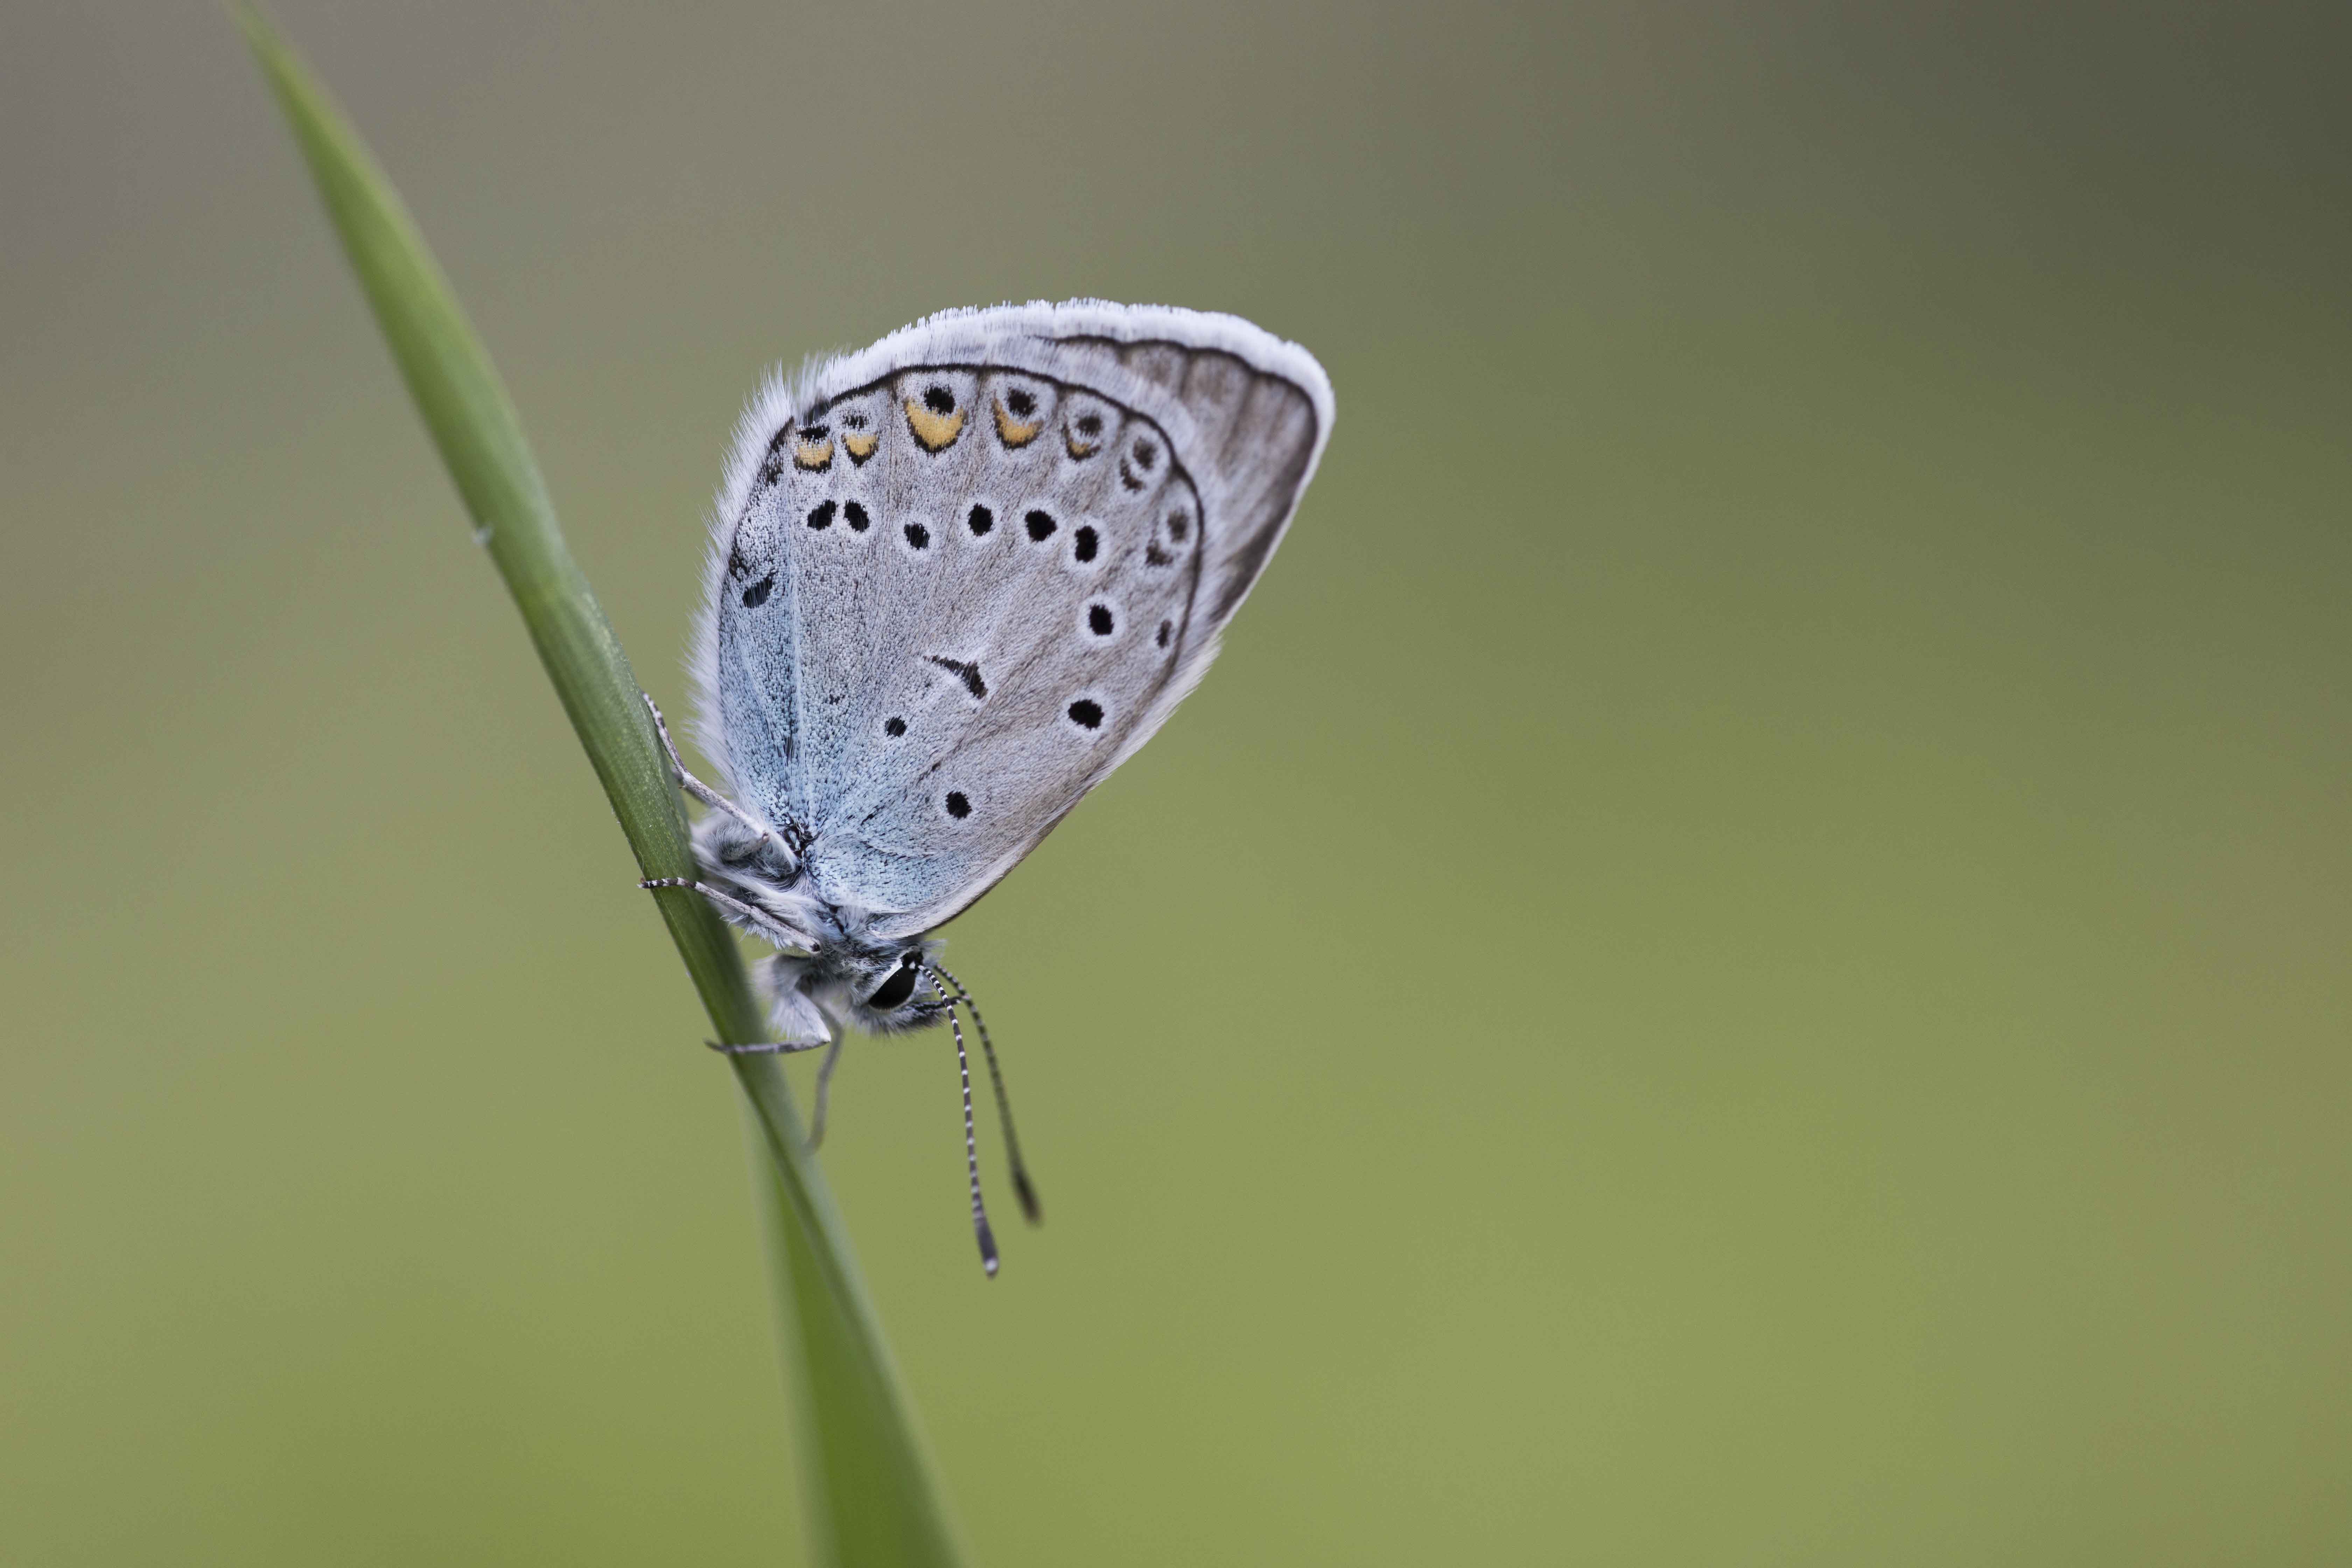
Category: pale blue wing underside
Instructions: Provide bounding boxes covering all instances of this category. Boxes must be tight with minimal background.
[697,301,1331,938]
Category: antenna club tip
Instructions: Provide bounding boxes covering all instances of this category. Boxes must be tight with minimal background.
[977,1220,1000,1276]
[1014,1173,1043,1225]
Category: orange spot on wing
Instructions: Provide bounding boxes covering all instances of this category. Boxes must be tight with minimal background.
[904,399,966,452]
[993,398,1043,448]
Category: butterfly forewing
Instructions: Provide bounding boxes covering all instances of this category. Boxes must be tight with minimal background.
[705,303,1330,934]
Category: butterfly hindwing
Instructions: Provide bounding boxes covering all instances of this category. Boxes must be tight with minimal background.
[701,302,1331,934]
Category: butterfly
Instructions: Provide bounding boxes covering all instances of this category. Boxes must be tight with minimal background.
[642,299,1332,1272]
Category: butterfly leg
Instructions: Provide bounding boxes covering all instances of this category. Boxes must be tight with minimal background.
[638,876,818,952]
[807,1034,845,1149]
[703,1038,828,1057]
[640,692,798,873]
[706,1034,842,1154]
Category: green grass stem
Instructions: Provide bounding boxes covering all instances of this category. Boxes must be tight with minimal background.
[236,11,970,1564]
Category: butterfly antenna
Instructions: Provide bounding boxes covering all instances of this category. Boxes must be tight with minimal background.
[941,994,999,1277]
[931,964,1042,1224]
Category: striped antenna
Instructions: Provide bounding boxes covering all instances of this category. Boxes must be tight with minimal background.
[938,985,999,1277]
[930,963,1042,1224]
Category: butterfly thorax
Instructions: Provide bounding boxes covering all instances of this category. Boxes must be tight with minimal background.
[690,809,946,1042]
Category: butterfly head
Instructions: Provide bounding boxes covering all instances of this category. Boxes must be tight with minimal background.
[800,938,950,1036]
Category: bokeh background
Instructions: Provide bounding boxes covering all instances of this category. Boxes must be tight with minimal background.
[5,2,2347,1562]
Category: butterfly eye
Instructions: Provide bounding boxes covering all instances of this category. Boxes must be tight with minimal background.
[866,952,923,1011]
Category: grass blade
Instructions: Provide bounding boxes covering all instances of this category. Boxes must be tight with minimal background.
[235,11,969,1564]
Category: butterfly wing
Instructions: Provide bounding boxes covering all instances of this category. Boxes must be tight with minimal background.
[696,301,1331,937]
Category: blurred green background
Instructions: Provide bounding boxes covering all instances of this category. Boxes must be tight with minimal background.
[4,2,2347,1562]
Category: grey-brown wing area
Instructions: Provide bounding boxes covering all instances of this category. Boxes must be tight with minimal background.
[1054,337,1320,627]
[714,344,1319,931]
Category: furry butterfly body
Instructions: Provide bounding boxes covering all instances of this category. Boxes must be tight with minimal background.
[652,299,1331,1269]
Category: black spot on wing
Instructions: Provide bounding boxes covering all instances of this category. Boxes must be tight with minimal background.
[926,656,988,700]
